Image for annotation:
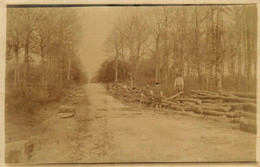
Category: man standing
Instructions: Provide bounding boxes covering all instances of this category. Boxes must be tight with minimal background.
[139,84,153,109]
[151,82,163,111]
[174,74,184,93]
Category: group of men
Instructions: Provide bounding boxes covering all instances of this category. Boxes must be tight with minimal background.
[140,74,184,110]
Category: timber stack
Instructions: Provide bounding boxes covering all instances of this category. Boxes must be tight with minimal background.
[108,83,257,133]
[57,87,85,119]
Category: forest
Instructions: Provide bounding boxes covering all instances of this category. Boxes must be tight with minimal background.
[95,5,257,96]
[5,8,87,114]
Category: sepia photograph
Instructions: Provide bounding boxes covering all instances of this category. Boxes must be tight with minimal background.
[2,1,258,165]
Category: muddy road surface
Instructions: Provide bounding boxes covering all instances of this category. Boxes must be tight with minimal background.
[30,83,255,163]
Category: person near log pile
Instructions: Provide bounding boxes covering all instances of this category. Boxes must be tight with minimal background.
[174,74,184,94]
[151,82,164,111]
[142,84,153,108]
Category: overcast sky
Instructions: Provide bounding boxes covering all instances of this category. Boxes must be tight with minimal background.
[77,7,123,79]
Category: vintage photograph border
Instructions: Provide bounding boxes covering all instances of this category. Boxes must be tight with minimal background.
[0,0,259,166]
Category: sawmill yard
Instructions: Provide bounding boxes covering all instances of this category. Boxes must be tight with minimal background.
[5,83,256,163]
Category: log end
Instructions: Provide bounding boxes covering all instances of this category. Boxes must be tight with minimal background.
[239,117,256,133]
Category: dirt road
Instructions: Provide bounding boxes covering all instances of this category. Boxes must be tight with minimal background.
[30,83,256,163]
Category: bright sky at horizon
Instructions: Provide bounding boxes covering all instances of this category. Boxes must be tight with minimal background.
[77,7,121,80]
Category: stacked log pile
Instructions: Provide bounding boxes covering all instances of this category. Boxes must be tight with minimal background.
[108,83,257,133]
[57,105,75,118]
[58,88,85,119]
[108,83,143,103]
[63,88,85,105]
[190,90,256,133]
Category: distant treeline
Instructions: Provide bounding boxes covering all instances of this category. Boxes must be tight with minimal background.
[6,8,87,113]
[94,5,257,94]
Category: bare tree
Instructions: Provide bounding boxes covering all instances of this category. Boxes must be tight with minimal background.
[98,5,257,93]
[7,9,24,86]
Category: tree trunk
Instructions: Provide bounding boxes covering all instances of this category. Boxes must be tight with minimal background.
[17,64,20,86]
[59,45,63,86]
[14,50,19,87]
[121,47,125,80]
[195,6,202,90]
[215,9,223,91]
[67,57,71,81]
[45,60,48,89]
[130,75,133,88]
[115,59,118,82]
[42,56,45,87]
[44,48,50,89]
[165,70,168,88]
[206,69,210,90]
[67,44,73,82]
[245,6,252,92]
[163,8,169,88]
[216,62,222,91]
[155,67,158,82]
[23,33,30,88]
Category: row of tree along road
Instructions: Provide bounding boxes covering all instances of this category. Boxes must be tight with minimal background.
[94,5,257,133]
[94,5,257,95]
[6,8,87,115]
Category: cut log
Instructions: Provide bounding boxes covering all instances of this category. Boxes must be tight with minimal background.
[223,110,255,119]
[241,103,256,112]
[239,118,256,133]
[161,102,172,108]
[191,94,255,103]
[229,91,256,99]
[174,98,201,105]
[58,105,75,114]
[169,105,185,112]
[222,96,256,103]
[218,91,237,98]
[190,94,223,101]
[193,89,256,99]
[193,96,226,103]
[184,105,203,114]
[229,118,240,124]
[201,104,231,112]
[190,95,210,99]
[161,99,178,105]
[222,103,256,113]
[201,99,216,104]
[202,102,217,106]
[183,102,196,106]
[165,91,184,100]
[191,90,219,96]
[191,90,256,103]
[225,111,241,118]
[202,110,225,116]
[237,110,256,120]
[57,112,74,118]
[190,91,208,97]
